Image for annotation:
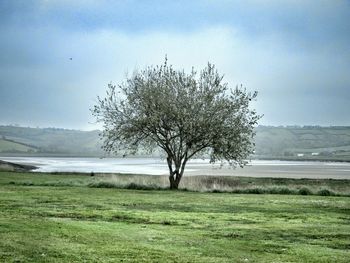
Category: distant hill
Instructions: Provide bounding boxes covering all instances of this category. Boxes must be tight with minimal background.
[1,125,350,161]
[254,126,350,161]
[0,138,37,153]
[0,126,103,156]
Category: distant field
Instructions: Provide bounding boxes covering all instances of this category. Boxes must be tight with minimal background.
[254,126,350,161]
[0,126,103,156]
[0,139,36,153]
[0,171,349,262]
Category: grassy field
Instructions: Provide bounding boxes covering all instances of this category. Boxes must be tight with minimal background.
[0,171,349,262]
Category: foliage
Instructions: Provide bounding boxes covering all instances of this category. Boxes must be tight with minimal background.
[93,59,260,188]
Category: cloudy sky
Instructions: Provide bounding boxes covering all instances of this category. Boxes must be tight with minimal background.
[0,0,349,129]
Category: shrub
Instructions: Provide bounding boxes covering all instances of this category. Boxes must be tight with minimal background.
[124,183,162,190]
[317,189,335,196]
[212,189,224,193]
[89,181,164,191]
[245,188,265,194]
[298,187,313,195]
[269,187,295,195]
[89,181,117,188]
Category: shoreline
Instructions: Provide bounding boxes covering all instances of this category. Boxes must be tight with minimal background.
[0,153,349,163]
[1,157,350,180]
[0,160,38,172]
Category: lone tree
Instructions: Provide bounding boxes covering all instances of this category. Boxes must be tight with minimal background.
[93,59,260,189]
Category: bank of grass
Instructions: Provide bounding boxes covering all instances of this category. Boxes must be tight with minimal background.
[0,171,349,262]
[2,171,350,196]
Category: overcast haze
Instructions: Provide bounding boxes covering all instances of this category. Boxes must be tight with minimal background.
[0,0,349,130]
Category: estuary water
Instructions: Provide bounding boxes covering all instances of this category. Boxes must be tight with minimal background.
[1,156,350,179]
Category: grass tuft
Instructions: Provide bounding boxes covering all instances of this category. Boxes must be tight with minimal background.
[88,181,117,188]
[124,182,163,190]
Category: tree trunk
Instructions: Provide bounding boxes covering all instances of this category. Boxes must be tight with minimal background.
[169,173,180,190]
[167,156,187,190]
[169,168,187,190]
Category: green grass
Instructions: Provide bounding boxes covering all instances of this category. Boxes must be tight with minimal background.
[3,171,349,196]
[0,171,349,262]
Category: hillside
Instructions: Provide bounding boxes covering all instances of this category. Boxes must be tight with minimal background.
[1,125,350,160]
[0,126,103,156]
[254,126,350,161]
[0,138,37,153]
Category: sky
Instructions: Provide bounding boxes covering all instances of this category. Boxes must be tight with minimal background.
[0,0,349,130]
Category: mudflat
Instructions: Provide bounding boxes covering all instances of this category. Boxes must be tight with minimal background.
[0,159,37,172]
[186,161,350,179]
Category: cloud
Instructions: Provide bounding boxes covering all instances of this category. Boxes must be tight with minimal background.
[0,1,349,128]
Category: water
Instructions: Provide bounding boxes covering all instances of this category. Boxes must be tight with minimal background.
[1,156,349,179]
[1,157,170,175]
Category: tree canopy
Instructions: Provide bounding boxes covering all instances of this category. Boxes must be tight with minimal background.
[93,59,261,189]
